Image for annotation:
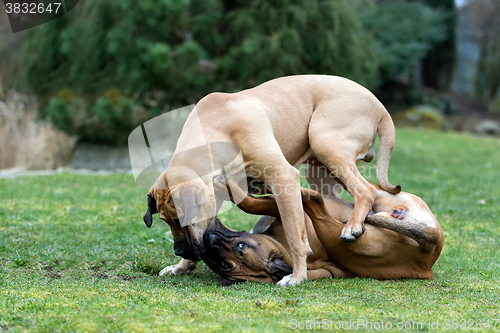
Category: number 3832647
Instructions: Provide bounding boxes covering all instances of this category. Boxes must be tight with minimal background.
[5,2,62,14]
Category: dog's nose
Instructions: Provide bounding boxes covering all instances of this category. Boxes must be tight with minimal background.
[205,233,218,248]
[203,232,221,249]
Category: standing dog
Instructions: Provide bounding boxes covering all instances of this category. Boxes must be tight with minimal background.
[144,75,400,286]
[202,178,443,284]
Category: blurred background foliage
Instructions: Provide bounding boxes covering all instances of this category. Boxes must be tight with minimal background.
[2,0,458,144]
[358,0,449,83]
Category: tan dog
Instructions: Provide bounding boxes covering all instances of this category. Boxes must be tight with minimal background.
[144,75,400,286]
[202,178,443,284]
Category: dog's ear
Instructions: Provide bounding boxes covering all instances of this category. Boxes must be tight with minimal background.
[250,216,274,234]
[143,195,158,228]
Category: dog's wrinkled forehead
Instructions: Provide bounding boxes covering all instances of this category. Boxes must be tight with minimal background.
[202,229,253,268]
[203,229,246,254]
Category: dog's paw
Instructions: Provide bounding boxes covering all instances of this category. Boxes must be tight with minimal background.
[351,223,365,238]
[340,225,357,242]
[159,263,194,276]
[277,274,306,287]
[340,222,365,242]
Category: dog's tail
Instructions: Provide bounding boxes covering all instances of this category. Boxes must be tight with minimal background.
[376,111,401,194]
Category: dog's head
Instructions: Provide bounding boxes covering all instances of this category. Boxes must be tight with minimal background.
[372,190,439,228]
[201,228,292,285]
[144,171,213,261]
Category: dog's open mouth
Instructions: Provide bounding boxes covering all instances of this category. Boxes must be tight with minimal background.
[267,252,292,281]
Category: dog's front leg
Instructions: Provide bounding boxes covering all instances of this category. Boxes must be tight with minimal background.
[159,258,197,276]
[271,169,310,287]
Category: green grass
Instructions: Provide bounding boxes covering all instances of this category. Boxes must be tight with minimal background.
[1,128,499,332]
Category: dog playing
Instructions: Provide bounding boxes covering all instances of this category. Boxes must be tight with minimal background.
[201,177,443,284]
[144,75,400,286]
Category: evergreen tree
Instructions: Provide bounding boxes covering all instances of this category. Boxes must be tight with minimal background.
[9,0,449,144]
[357,0,448,83]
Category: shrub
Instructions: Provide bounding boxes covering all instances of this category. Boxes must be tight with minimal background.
[357,0,449,81]
[42,90,144,145]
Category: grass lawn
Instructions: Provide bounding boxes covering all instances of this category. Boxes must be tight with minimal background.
[1,128,499,332]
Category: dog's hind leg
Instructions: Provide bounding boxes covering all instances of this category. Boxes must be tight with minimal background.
[308,107,379,242]
[314,152,377,242]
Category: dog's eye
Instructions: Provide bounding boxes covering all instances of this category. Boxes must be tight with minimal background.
[220,261,231,270]
[236,242,246,250]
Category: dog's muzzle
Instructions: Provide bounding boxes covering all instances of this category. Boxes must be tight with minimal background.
[203,231,222,255]
[173,240,204,261]
[204,232,220,249]
[203,228,241,254]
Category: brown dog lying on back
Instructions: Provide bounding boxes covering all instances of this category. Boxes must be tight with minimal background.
[202,177,444,284]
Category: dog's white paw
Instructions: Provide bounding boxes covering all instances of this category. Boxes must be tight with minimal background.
[159,263,193,276]
[277,274,306,287]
